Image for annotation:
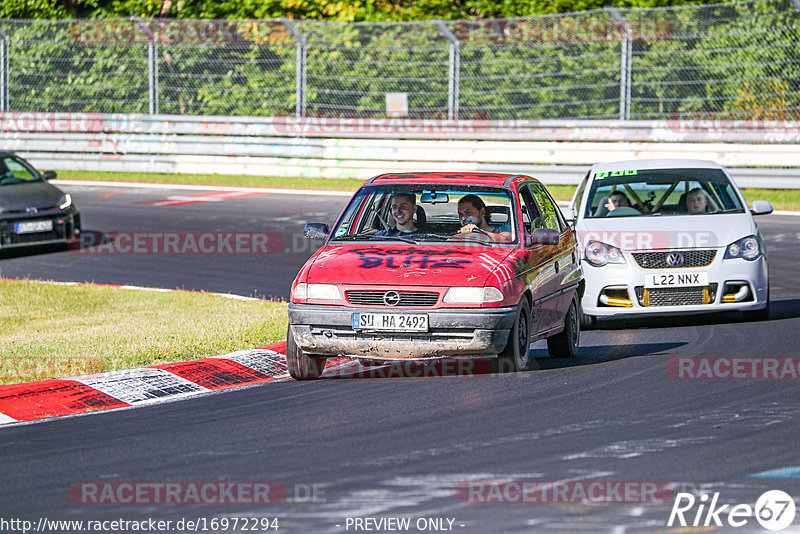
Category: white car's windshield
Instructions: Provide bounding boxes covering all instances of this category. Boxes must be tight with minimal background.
[584,168,745,218]
[330,185,518,247]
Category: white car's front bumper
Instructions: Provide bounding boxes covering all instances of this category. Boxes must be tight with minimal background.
[581,248,768,318]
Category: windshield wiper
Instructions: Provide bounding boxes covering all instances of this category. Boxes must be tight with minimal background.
[331,234,416,244]
[409,233,450,241]
[707,208,742,215]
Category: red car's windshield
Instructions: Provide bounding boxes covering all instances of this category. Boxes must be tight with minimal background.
[330,185,519,247]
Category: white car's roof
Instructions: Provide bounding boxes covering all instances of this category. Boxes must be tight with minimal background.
[590,158,724,173]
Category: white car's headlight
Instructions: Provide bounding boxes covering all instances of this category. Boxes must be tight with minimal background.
[292,283,341,301]
[58,194,72,210]
[584,240,626,267]
[443,286,503,304]
[724,235,760,261]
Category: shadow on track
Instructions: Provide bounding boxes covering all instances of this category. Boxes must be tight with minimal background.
[591,298,800,330]
[0,229,112,260]
[529,341,686,371]
[768,298,800,321]
[320,342,686,379]
[0,242,66,259]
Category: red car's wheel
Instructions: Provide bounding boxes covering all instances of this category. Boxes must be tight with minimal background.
[547,296,580,358]
[496,298,531,373]
[286,326,327,380]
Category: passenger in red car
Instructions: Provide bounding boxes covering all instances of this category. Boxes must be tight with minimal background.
[456,194,512,243]
[376,192,422,236]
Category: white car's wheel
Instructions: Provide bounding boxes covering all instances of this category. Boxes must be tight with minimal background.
[286,326,327,380]
[579,300,596,330]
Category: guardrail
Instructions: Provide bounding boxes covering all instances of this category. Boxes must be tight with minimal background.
[2,113,799,188]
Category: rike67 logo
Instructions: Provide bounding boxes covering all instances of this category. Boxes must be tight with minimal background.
[668,490,796,530]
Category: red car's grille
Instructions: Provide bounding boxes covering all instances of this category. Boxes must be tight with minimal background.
[346,290,439,307]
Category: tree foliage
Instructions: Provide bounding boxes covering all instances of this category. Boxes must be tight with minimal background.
[2,0,738,21]
[2,0,797,120]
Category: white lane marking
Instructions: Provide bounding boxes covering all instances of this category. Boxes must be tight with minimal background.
[347,420,616,467]
[54,180,355,197]
[563,437,713,460]
[33,280,262,302]
[215,349,290,379]
[0,412,17,425]
[77,368,208,404]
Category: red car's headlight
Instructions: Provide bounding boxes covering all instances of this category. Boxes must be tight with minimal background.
[443,287,503,304]
[292,283,342,301]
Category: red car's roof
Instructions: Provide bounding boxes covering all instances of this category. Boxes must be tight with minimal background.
[367,172,530,187]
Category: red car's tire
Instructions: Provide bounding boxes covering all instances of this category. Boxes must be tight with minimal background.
[496,298,531,373]
[286,326,327,380]
[547,296,580,358]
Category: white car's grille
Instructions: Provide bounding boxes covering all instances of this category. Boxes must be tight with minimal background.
[346,290,439,307]
[635,284,718,307]
[633,250,716,269]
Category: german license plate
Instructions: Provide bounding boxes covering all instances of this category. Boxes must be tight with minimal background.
[14,220,53,234]
[645,272,708,288]
[352,313,428,332]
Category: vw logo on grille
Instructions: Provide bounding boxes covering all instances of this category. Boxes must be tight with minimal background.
[383,291,401,307]
[666,252,685,267]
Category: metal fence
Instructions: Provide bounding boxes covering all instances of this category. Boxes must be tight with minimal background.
[0,0,798,121]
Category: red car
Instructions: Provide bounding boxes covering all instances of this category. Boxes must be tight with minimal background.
[287,172,583,379]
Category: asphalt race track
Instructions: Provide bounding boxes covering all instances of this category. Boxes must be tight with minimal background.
[0,183,348,300]
[2,183,800,533]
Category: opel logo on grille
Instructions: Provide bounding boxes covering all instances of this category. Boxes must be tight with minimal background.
[383,291,401,307]
[666,252,685,267]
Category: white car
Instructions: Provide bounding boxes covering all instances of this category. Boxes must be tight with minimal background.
[569,159,772,328]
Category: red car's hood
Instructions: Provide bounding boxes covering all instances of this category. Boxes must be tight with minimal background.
[306,244,515,286]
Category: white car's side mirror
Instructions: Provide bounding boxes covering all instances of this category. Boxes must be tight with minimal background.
[751,200,773,216]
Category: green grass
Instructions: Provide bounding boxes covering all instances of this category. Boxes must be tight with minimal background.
[53,171,800,210]
[0,279,289,385]
[740,188,800,212]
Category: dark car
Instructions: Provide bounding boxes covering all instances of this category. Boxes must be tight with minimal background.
[0,152,80,250]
